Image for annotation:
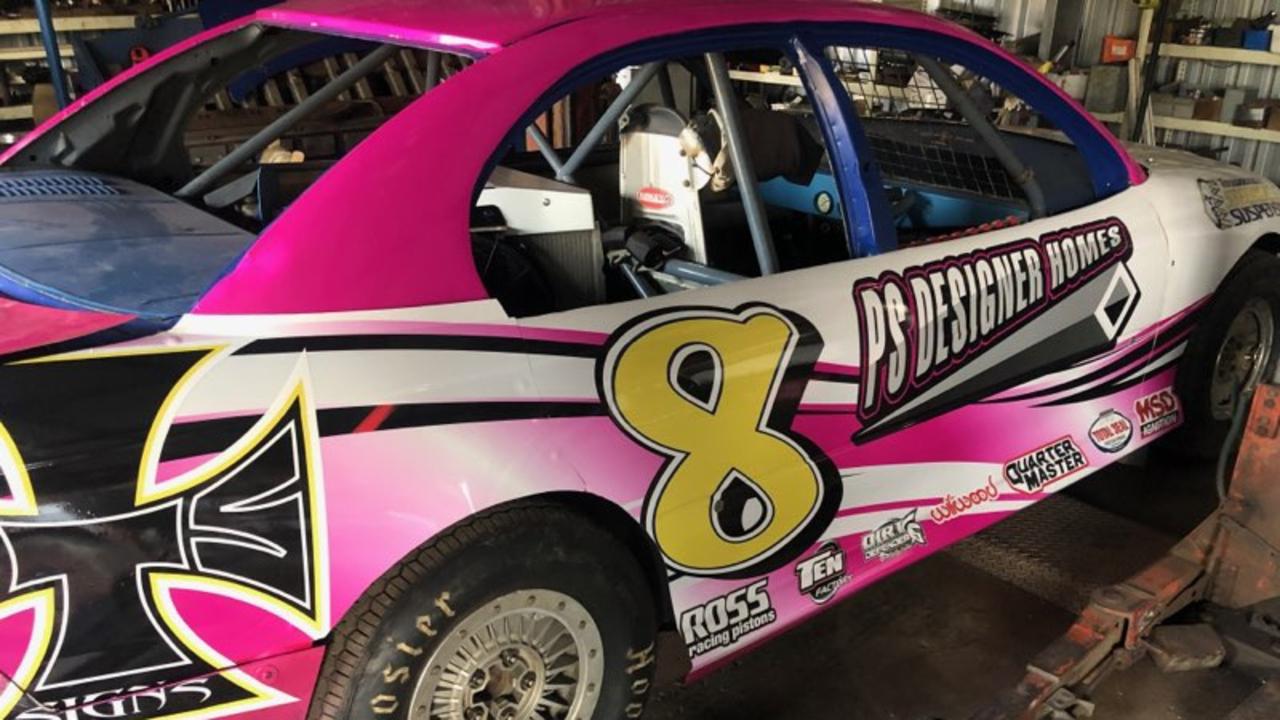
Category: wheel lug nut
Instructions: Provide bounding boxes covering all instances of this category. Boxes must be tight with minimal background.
[498,708,517,720]
[500,649,519,667]
[469,670,487,689]
[465,707,487,720]
[520,672,537,691]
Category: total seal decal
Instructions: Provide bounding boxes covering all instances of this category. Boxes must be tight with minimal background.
[1134,387,1180,438]
[860,508,927,562]
[1089,409,1133,453]
[679,579,776,659]
[795,542,849,604]
[1002,437,1088,494]
[853,217,1139,440]
[1199,177,1280,230]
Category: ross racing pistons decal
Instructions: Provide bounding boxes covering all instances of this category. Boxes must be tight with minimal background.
[853,217,1139,440]
[795,542,849,605]
[860,509,926,562]
[1198,178,1280,230]
[679,579,775,659]
[0,347,327,719]
[1088,410,1133,453]
[1002,437,1088,494]
[1134,387,1180,438]
[600,304,842,579]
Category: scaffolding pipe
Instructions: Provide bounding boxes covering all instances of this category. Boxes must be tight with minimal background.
[705,52,778,275]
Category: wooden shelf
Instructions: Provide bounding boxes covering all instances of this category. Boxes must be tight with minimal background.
[1157,43,1280,67]
[0,44,72,62]
[1152,115,1280,143]
[0,105,34,121]
[1091,111,1125,124]
[0,15,135,36]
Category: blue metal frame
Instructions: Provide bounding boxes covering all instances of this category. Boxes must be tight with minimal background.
[34,0,70,108]
[791,34,896,257]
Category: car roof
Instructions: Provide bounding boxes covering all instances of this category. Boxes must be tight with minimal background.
[258,0,915,54]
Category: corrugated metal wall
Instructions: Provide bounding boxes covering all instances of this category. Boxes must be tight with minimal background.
[1079,0,1279,182]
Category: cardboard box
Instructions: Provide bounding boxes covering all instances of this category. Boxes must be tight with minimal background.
[1101,35,1137,63]
[1194,96,1223,121]
[1085,65,1127,113]
[1222,87,1259,123]
[1267,106,1280,131]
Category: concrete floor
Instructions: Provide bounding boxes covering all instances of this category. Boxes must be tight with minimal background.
[647,454,1267,720]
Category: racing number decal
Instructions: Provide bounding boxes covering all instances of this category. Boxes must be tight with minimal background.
[601,305,841,578]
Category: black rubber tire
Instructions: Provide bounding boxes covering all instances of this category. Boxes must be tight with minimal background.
[308,503,658,720]
[1174,249,1280,459]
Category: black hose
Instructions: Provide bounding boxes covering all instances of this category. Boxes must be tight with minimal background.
[1216,386,1253,502]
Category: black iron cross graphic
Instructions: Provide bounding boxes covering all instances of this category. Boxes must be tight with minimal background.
[0,347,324,718]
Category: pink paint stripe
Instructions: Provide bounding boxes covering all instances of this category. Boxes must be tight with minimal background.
[836,498,939,518]
[813,360,860,377]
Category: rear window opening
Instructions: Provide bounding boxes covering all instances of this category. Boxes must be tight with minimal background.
[0,24,470,318]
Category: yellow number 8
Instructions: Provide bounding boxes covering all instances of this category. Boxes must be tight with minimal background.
[602,306,837,577]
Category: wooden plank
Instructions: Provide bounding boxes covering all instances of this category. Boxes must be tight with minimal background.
[0,105,34,120]
[1157,43,1280,67]
[1153,115,1280,144]
[0,44,72,62]
[0,16,136,35]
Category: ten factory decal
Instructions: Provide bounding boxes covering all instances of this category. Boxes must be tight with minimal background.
[1199,178,1280,230]
[1088,410,1133,453]
[795,542,849,604]
[853,217,1139,440]
[0,347,327,719]
[860,509,927,562]
[1002,437,1088,493]
[1134,387,1180,438]
[679,580,775,659]
[600,305,842,579]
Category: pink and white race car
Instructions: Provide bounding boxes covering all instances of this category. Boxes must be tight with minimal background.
[0,1,1278,719]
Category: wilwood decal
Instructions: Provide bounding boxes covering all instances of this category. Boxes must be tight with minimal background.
[854,217,1138,440]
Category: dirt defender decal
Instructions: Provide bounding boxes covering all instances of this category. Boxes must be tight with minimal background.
[853,217,1138,440]
[600,305,841,579]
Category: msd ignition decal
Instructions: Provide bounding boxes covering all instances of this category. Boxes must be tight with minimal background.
[1135,387,1180,438]
[795,542,849,604]
[861,509,927,562]
[0,347,328,719]
[600,305,842,579]
[853,218,1139,440]
[679,580,775,659]
[1089,410,1133,453]
[1002,437,1088,493]
[1199,178,1280,229]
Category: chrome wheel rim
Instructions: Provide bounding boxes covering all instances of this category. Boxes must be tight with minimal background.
[410,589,604,720]
[1210,299,1275,420]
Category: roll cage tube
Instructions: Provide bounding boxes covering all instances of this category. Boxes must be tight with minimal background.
[915,54,1047,220]
[176,43,399,200]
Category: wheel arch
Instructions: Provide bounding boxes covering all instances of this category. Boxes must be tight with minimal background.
[1251,232,1280,257]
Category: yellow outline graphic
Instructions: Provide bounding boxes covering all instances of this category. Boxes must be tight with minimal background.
[147,573,294,720]
[0,588,55,718]
[0,422,36,517]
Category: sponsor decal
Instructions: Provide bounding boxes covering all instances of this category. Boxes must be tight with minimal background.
[15,679,214,720]
[1199,178,1280,230]
[853,217,1138,440]
[600,304,841,579]
[679,579,776,658]
[860,508,927,562]
[795,542,849,604]
[637,186,674,211]
[0,348,328,719]
[1134,387,1180,438]
[1088,409,1133,453]
[930,477,1000,524]
[1002,437,1088,493]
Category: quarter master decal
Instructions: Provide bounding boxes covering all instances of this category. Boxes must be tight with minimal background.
[0,347,327,719]
[853,217,1139,440]
[600,305,842,579]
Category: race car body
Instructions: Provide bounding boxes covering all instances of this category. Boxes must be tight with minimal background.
[0,1,1277,719]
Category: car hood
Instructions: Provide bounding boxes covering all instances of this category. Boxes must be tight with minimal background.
[1121,141,1265,181]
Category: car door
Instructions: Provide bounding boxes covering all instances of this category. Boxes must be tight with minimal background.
[510,28,1170,669]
